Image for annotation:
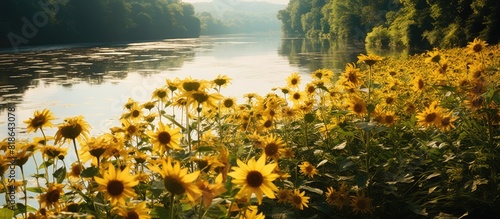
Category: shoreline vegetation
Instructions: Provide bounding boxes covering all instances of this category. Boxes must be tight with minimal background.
[1,38,499,218]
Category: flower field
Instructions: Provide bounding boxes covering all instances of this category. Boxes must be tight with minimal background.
[1,38,499,219]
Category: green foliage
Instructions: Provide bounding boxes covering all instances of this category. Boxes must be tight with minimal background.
[0,0,201,47]
[278,0,500,50]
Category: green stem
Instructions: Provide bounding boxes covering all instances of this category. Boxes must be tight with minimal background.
[20,166,27,219]
[169,195,175,219]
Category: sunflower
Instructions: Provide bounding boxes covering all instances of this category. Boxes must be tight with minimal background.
[288,90,306,105]
[188,90,224,109]
[287,72,301,88]
[151,87,168,102]
[311,69,333,83]
[147,121,182,155]
[114,201,151,219]
[54,116,90,144]
[180,77,208,93]
[347,96,367,117]
[0,154,9,175]
[39,183,65,210]
[257,116,275,133]
[24,108,55,133]
[196,173,227,207]
[94,164,139,206]
[436,112,457,132]
[276,188,292,204]
[67,162,83,180]
[341,63,364,87]
[416,101,443,128]
[79,135,111,164]
[121,119,145,140]
[351,191,374,215]
[123,102,144,121]
[148,157,201,202]
[304,82,317,97]
[425,49,441,63]
[221,97,237,112]
[357,53,383,66]
[290,189,310,210]
[40,145,68,160]
[260,134,286,160]
[325,186,337,206]
[466,38,488,55]
[239,206,265,219]
[411,75,426,93]
[213,74,232,88]
[166,78,181,92]
[298,161,318,178]
[228,154,279,204]
[333,183,350,209]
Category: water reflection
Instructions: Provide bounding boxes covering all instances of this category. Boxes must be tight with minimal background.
[0,39,198,112]
[278,38,366,72]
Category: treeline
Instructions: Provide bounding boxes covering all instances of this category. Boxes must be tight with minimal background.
[192,1,283,35]
[278,0,500,50]
[0,0,200,49]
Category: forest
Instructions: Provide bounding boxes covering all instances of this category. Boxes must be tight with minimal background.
[0,0,200,49]
[278,0,500,50]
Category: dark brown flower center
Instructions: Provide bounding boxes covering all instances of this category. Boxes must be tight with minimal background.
[473,44,482,52]
[418,79,425,90]
[265,143,278,157]
[425,113,437,123]
[307,86,315,94]
[292,195,303,204]
[32,116,47,128]
[224,99,234,108]
[385,97,394,105]
[183,81,200,91]
[158,131,171,144]
[293,93,301,100]
[164,176,185,195]
[107,180,124,196]
[356,198,368,209]
[127,211,140,219]
[291,78,298,85]
[131,110,140,118]
[71,165,82,177]
[156,90,167,99]
[353,103,364,113]
[90,148,106,158]
[127,125,137,135]
[384,115,394,124]
[60,124,82,139]
[46,189,60,203]
[246,171,263,188]
[263,120,273,128]
[441,117,450,126]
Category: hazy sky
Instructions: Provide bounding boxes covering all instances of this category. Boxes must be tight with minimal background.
[183,0,289,5]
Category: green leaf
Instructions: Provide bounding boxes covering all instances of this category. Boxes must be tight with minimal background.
[14,203,37,215]
[38,160,53,169]
[300,185,323,195]
[304,113,315,123]
[26,187,43,193]
[0,208,15,219]
[80,166,99,178]
[355,174,368,188]
[407,203,428,216]
[53,166,67,183]
[333,141,347,150]
[316,159,328,167]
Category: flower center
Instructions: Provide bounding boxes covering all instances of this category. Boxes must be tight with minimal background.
[473,44,482,52]
[32,116,46,128]
[61,123,82,139]
[293,93,301,100]
[441,117,450,126]
[291,78,298,85]
[131,110,140,118]
[418,79,425,90]
[307,86,315,94]
[164,176,185,195]
[292,195,303,204]
[353,103,364,113]
[356,199,368,209]
[183,81,200,91]
[425,113,437,123]
[263,120,273,128]
[46,189,60,204]
[156,90,167,99]
[158,131,171,144]
[107,180,124,196]
[224,99,234,108]
[246,171,263,188]
[127,211,140,219]
[265,143,278,157]
[127,125,137,135]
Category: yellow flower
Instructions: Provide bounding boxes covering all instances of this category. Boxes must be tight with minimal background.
[288,89,306,105]
[333,183,350,209]
[147,121,182,155]
[347,96,367,116]
[340,63,364,87]
[260,134,286,161]
[213,74,232,88]
[40,145,68,160]
[311,69,333,82]
[166,78,181,92]
[24,108,55,133]
[67,162,84,180]
[151,87,168,102]
[436,112,457,132]
[425,49,441,63]
[148,157,201,202]
[411,75,426,92]
[228,154,279,205]
[114,201,151,219]
[466,38,488,55]
[298,161,318,178]
[239,206,265,219]
[39,183,65,210]
[286,72,301,88]
[276,188,292,204]
[290,189,310,210]
[94,164,139,206]
[416,101,443,128]
[188,90,224,109]
[54,116,90,144]
[325,186,337,206]
[351,191,374,215]
[357,53,383,66]
[196,174,227,207]
[221,97,237,112]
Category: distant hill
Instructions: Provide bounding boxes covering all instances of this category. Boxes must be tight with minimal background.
[192,0,285,35]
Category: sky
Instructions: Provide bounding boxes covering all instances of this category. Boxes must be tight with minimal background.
[183,0,290,5]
